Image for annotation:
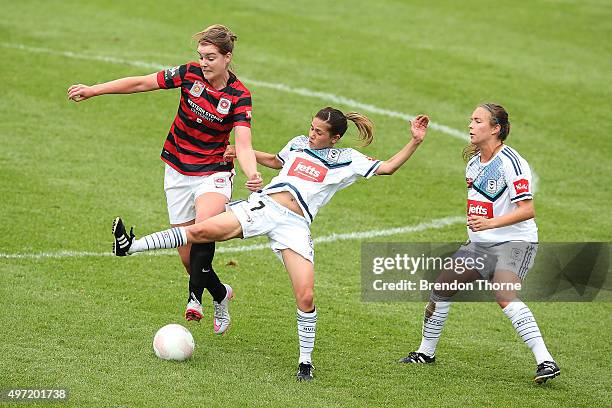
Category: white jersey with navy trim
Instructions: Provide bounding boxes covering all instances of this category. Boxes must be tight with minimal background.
[466,145,538,242]
[262,135,381,224]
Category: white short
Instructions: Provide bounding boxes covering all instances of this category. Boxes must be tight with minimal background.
[454,241,538,280]
[229,192,314,264]
[164,164,234,224]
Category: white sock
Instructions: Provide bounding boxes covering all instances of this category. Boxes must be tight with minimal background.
[297,307,317,364]
[417,294,451,357]
[128,227,187,254]
[502,300,554,364]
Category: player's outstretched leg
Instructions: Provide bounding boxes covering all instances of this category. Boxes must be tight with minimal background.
[111,217,188,256]
[213,283,234,335]
[112,217,135,256]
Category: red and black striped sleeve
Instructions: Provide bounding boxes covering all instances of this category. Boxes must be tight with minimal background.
[156,64,188,89]
[232,89,252,128]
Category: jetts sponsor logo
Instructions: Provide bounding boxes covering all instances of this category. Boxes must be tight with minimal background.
[513,178,530,194]
[288,158,327,182]
[467,199,493,218]
[217,97,231,115]
[190,81,205,97]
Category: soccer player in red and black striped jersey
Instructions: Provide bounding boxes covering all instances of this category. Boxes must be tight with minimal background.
[68,25,262,334]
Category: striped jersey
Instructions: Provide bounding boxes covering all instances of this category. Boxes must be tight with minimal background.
[156,63,252,176]
[262,135,381,224]
[466,145,538,242]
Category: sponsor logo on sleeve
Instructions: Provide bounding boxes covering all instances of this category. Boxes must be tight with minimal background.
[165,65,180,80]
[246,110,252,119]
[513,178,530,194]
[466,177,474,188]
[288,158,328,182]
[189,81,204,97]
[217,97,231,115]
[467,199,493,218]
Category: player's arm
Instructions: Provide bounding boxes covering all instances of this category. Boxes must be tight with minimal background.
[223,146,282,170]
[468,199,535,232]
[254,151,283,169]
[234,126,263,191]
[375,115,429,175]
[67,73,160,102]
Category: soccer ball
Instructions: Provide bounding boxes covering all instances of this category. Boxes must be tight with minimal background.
[152,324,195,361]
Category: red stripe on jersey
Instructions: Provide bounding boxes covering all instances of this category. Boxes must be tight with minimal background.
[163,138,226,165]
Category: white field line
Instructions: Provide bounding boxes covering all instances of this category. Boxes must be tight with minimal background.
[2,42,467,141]
[0,216,464,260]
[1,42,539,188]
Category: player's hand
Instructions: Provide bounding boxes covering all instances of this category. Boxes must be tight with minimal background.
[467,215,493,232]
[410,115,429,144]
[223,145,236,161]
[67,84,96,102]
[245,172,263,192]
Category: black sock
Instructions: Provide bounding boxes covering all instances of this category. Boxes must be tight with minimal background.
[188,242,227,303]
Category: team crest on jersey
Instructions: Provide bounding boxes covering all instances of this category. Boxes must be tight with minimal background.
[288,158,327,182]
[190,81,205,97]
[217,98,231,115]
[513,178,529,194]
[326,149,340,163]
[486,179,497,193]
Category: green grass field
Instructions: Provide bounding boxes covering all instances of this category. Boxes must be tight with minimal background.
[1,0,611,406]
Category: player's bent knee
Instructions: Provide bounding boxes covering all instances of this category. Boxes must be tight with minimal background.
[296,289,314,311]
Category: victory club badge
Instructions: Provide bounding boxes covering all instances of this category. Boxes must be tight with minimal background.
[190,81,205,97]
[217,97,231,115]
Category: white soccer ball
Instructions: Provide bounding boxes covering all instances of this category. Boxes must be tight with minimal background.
[153,324,195,361]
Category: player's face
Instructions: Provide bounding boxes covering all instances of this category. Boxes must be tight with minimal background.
[308,118,339,149]
[469,107,499,145]
[197,43,231,83]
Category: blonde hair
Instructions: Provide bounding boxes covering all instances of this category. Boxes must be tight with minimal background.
[193,24,237,55]
[315,107,374,147]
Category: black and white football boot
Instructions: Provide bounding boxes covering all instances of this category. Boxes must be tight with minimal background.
[112,217,134,257]
[399,351,435,364]
[296,362,314,381]
[534,361,560,384]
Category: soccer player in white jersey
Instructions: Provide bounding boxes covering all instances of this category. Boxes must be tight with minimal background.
[112,106,430,381]
[400,103,560,384]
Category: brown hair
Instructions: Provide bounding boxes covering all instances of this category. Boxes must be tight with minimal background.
[315,107,374,147]
[193,24,237,55]
[463,103,511,162]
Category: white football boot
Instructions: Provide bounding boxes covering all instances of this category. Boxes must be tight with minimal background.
[213,284,234,335]
[185,292,203,322]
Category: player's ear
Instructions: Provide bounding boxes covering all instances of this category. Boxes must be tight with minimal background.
[330,134,341,145]
[224,52,232,65]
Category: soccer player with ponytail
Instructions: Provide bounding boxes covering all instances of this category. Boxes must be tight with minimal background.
[111,106,430,381]
[68,25,262,334]
[400,103,560,384]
